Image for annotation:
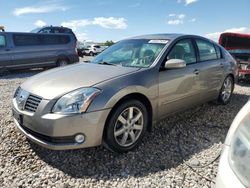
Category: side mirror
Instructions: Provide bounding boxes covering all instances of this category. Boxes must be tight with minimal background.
[164,59,186,69]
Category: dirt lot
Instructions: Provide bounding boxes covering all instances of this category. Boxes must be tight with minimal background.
[0,68,249,188]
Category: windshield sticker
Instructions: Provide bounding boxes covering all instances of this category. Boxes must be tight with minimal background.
[148,40,169,44]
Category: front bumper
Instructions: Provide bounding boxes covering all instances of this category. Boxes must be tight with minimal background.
[215,145,245,188]
[12,99,111,150]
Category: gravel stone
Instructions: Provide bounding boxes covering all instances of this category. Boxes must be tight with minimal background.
[0,69,249,187]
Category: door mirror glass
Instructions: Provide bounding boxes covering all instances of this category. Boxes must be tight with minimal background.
[165,59,186,69]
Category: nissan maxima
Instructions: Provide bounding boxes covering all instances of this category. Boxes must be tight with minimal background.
[12,34,237,153]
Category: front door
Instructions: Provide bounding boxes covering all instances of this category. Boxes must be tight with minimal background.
[158,38,201,119]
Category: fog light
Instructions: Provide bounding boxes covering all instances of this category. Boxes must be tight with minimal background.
[75,134,85,143]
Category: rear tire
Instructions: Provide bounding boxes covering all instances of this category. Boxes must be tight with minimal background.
[89,52,94,56]
[57,59,68,67]
[217,76,234,105]
[104,100,148,153]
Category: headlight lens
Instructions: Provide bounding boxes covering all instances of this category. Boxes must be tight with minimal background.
[52,88,101,114]
[229,110,250,187]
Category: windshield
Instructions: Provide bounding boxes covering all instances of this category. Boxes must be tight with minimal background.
[91,39,167,68]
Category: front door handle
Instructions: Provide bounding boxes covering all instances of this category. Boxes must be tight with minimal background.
[193,69,199,75]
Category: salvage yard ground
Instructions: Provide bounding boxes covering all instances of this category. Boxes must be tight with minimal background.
[0,67,249,188]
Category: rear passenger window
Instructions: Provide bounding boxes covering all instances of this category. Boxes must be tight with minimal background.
[167,39,196,64]
[13,34,41,46]
[0,35,6,47]
[53,29,60,33]
[41,35,70,45]
[39,28,52,33]
[196,39,217,61]
[215,45,222,59]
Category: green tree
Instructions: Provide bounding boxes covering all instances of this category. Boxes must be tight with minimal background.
[104,40,115,46]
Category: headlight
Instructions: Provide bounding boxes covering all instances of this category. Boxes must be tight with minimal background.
[229,103,250,187]
[52,88,101,114]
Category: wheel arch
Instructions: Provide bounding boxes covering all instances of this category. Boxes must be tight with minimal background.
[227,73,235,90]
[57,55,70,62]
[103,92,153,139]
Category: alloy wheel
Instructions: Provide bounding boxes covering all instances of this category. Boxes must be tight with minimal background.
[58,59,68,67]
[114,106,144,147]
[221,77,233,102]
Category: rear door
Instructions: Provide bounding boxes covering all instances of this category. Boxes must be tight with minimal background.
[158,38,201,118]
[40,34,71,64]
[194,38,224,101]
[0,34,12,68]
[11,34,47,68]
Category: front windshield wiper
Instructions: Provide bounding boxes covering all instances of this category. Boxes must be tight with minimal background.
[97,61,117,66]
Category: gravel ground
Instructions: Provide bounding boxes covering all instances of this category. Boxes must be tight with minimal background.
[0,69,249,188]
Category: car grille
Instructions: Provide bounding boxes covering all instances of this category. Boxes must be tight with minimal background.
[24,94,43,112]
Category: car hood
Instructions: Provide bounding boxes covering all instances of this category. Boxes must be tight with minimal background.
[21,63,140,99]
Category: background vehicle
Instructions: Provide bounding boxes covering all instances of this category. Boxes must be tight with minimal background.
[219,32,250,81]
[31,26,77,40]
[216,100,250,188]
[0,32,79,70]
[85,44,107,56]
[77,44,88,57]
[12,34,237,153]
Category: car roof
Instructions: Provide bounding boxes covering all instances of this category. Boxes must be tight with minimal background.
[39,26,71,30]
[2,32,73,36]
[128,33,208,41]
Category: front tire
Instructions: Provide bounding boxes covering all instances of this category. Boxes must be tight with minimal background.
[104,100,148,153]
[217,76,234,105]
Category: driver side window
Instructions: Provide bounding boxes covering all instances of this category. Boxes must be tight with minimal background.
[167,39,196,65]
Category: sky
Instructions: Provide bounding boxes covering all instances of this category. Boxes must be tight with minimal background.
[0,0,250,42]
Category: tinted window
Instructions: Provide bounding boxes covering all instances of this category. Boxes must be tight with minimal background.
[167,39,196,64]
[41,35,70,45]
[215,45,222,59]
[0,35,6,47]
[39,28,52,33]
[53,29,60,33]
[13,34,41,46]
[196,39,217,61]
[59,28,71,33]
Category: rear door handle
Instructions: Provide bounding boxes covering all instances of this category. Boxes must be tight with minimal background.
[193,69,199,75]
